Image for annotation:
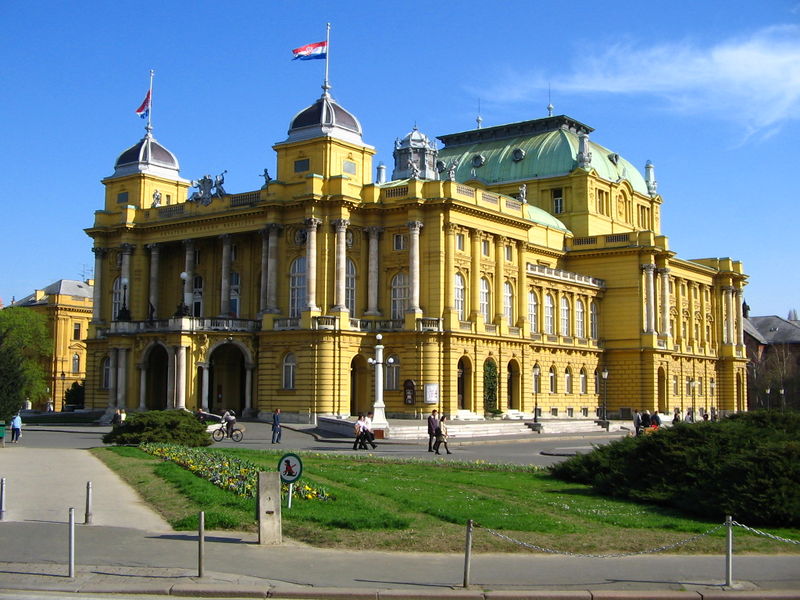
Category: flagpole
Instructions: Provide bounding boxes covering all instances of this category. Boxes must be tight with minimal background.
[147,69,155,133]
[323,23,331,95]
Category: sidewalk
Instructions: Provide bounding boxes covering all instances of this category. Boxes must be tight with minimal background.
[1,441,799,599]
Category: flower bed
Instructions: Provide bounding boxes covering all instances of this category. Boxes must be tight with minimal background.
[139,443,333,501]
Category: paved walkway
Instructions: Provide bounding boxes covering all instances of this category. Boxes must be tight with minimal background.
[1,432,799,599]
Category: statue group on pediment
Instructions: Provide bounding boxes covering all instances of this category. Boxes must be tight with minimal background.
[188,171,227,206]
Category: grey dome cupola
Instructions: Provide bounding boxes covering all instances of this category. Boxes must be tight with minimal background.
[284,91,365,145]
[391,125,439,181]
[112,132,182,180]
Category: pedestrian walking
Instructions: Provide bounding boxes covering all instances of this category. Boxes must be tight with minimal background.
[352,414,368,450]
[433,415,452,455]
[427,409,439,452]
[363,411,378,449]
[10,413,22,443]
[633,409,642,436]
[672,408,681,424]
[271,408,282,444]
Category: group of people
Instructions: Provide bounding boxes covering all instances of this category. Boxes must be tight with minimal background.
[427,409,452,455]
[634,406,719,434]
[111,409,127,426]
[352,412,378,450]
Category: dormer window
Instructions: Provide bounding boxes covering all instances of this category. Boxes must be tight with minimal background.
[117,192,129,204]
[343,160,356,174]
[294,159,309,173]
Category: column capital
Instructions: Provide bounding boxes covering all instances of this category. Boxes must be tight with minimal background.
[263,223,284,235]
[305,217,322,231]
[219,233,232,242]
[407,220,424,233]
[332,218,350,232]
[92,246,108,257]
[443,222,459,234]
[365,226,384,237]
[119,243,135,255]
[657,267,670,276]
[641,263,656,273]
[146,243,160,252]
[182,238,195,248]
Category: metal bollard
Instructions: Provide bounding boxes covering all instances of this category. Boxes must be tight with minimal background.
[0,477,6,521]
[463,519,473,588]
[84,481,93,525]
[68,507,75,578]
[198,511,205,578]
[725,515,733,587]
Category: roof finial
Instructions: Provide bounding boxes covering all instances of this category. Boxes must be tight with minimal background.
[476,98,483,129]
[547,83,553,117]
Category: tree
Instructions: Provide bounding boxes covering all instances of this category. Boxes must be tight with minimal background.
[483,359,498,412]
[0,307,52,408]
[0,337,26,421]
[64,381,85,409]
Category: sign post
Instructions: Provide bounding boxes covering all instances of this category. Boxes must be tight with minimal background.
[278,453,303,510]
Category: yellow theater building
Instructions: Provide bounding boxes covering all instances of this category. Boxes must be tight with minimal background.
[83,86,748,424]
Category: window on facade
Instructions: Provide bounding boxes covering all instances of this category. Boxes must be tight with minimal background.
[229,272,240,317]
[454,273,466,321]
[343,160,357,174]
[590,301,599,339]
[686,377,692,395]
[456,233,464,251]
[479,278,490,321]
[289,257,307,318]
[101,357,110,390]
[560,296,571,336]
[575,299,585,338]
[230,244,238,263]
[552,188,564,214]
[544,294,555,334]
[549,366,556,393]
[503,281,514,322]
[391,272,409,319]
[72,353,80,374]
[565,368,573,394]
[73,322,81,340]
[117,191,128,204]
[194,249,201,266]
[282,353,296,389]
[482,239,490,256]
[698,377,704,395]
[345,259,356,313]
[528,291,539,333]
[192,275,203,317]
[112,277,122,320]
[505,245,512,262]
[294,159,309,173]
[393,234,406,250]
[596,189,609,215]
[673,375,678,395]
[386,355,400,390]
[580,368,587,394]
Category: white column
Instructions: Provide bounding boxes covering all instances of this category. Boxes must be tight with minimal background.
[725,286,735,344]
[108,348,117,409]
[365,227,382,315]
[147,243,160,319]
[659,268,671,336]
[120,244,134,317]
[516,240,527,329]
[266,224,282,313]
[259,228,269,313]
[305,218,321,311]
[175,345,186,409]
[408,221,423,312]
[183,239,195,310]
[138,365,147,410]
[220,234,232,316]
[200,363,210,411]
[332,219,349,310]
[245,365,253,413]
[116,347,127,409]
[643,264,656,334]
[735,288,744,346]
[494,236,504,322]
[91,247,106,322]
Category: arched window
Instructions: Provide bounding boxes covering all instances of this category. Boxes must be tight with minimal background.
[229,272,240,317]
[101,357,110,389]
[282,353,296,389]
[565,367,573,394]
[528,290,539,333]
[575,299,585,339]
[454,273,466,321]
[580,368,587,394]
[112,277,122,320]
[560,297,570,336]
[72,353,80,374]
[345,258,356,313]
[544,294,555,334]
[192,275,204,317]
[479,278,490,321]
[590,301,599,339]
[391,272,409,320]
[549,366,557,393]
[503,281,514,322]
[289,257,306,318]
[386,354,400,390]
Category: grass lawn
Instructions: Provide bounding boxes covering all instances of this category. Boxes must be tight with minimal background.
[92,446,800,555]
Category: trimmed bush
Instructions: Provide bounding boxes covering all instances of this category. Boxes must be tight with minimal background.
[102,410,211,447]
[549,410,800,526]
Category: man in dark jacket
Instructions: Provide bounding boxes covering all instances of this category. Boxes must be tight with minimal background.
[427,409,439,452]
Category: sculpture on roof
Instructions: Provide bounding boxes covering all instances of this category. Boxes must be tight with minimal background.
[151,189,162,207]
[188,170,227,206]
[260,168,272,189]
[408,158,420,180]
[447,160,458,182]
[518,184,527,204]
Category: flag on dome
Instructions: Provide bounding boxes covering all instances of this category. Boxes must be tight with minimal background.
[135,90,151,119]
[291,40,327,60]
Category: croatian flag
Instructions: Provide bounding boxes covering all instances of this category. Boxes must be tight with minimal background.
[292,40,327,60]
[135,90,151,119]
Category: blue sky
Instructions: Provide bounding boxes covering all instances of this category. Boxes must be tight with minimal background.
[1,1,798,317]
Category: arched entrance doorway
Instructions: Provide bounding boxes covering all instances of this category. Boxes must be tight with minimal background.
[350,355,369,416]
[457,357,472,411]
[144,344,169,410]
[507,360,520,410]
[208,343,246,415]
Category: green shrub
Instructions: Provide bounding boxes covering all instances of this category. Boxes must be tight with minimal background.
[549,410,800,526]
[102,410,211,447]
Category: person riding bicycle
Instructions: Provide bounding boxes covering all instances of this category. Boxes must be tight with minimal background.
[221,409,236,438]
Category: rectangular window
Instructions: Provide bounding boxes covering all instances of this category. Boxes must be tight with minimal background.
[551,188,564,214]
[343,160,357,174]
[294,158,310,173]
[72,323,81,340]
[117,191,128,204]
[505,245,512,262]
[673,375,679,395]
[456,233,464,251]
[482,240,490,256]
[194,249,201,266]
[393,234,406,250]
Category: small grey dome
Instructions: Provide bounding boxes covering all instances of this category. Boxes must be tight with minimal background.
[285,93,364,145]
[111,132,182,180]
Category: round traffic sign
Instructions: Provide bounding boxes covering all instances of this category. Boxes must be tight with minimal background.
[278,453,303,483]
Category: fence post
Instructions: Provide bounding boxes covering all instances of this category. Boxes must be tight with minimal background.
[725,515,733,587]
[84,481,93,525]
[463,519,473,588]
[0,477,5,521]
[198,511,205,578]
[68,507,75,578]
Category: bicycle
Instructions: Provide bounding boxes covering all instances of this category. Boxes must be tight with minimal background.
[211,423,244,442]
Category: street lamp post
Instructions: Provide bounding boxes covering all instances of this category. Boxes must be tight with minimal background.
[780,387,785,412]
[766,387,771,411]
[601,367,609,430]
[117,277,131,321]
[60,371,66,411]
[367,334,390,430]
[532,365,540,424]
[691,379,698,422]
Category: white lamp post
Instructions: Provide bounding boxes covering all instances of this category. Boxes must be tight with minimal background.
[532,365,540,424]
[367,334,390,430]
[601,367,609,430]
